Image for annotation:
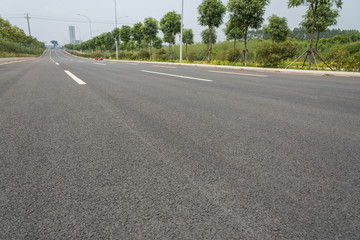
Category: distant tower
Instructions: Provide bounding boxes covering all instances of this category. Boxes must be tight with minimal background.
[69,26,76,44]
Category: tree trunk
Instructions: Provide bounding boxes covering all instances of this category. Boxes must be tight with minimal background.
[150,40,152,61]
[242,27,248,65]
[234,39,236,49]
[315,31,320,52]
[125,42,128,58]
[208,27,212,64]
[309,3,318,68]
[170,41,173,62]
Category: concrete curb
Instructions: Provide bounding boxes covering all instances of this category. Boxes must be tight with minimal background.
[66,51,360,78]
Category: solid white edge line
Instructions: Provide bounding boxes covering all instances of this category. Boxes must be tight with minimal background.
[141,70,213,82]
[209,70,268,77]
[64,70,87,85]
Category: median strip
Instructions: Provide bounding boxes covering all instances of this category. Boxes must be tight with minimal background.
[64,70,87,85]
[141,70,213,82]
[209,70,268,77]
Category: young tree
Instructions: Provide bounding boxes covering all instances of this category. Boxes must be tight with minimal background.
[112,28,120,42]
[131,22,144,52]
[160,11,181,62]
[153,37,163,50]
[288,0,342,69]
[300,3,339,51]
[182,29,194,60]
[143,17,159,60]
[263,15,291,43]
[50,40,58,49]
[198,0,226,63]
[120,25,131,57]
[224,21,243,49]
[228,0,270,65]
[201,29,217,45]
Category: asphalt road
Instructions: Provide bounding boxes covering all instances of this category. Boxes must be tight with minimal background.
[1,49,359,239]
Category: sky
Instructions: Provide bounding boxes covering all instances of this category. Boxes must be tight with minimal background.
[1,0,359,45]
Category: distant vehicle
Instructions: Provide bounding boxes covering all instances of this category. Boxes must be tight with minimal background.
[94,58,103,60]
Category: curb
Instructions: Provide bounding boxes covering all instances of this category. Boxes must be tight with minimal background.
[66,51,360,78]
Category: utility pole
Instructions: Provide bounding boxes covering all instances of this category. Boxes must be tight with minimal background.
[180,0,184,63]
[114,0,119,60]
[25,13,31,37]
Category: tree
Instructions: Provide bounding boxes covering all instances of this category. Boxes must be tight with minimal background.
[112,28,120,42]
[131,22,144,52]
[228,0,270,65]
[143,17,159,61]
[198,0,226,63]
[160,11,181,62]
[300,3,339,51]
[50,40,58,49]
[120,25,131,57]
[182,29,194,60]
[201,29,217,44]
[288,0,343,69]
[153,37,163,50]
[224,21,243,49]
[263,15,290,43]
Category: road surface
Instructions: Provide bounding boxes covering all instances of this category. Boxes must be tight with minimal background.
[1,49,359,239]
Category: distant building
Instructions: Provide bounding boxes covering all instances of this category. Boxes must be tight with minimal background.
[69,26,76,44]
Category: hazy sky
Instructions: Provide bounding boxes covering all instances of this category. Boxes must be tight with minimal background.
[1,0,359,45]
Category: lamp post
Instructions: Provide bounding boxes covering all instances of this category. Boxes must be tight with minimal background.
[77,14,92,39]
[180,0,184,63]
[114,0,119,59]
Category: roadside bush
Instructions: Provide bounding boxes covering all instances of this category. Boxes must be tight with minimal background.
[127,52,136,60]
[0,37,44,56]
[345,42,360,55]
[327,47,350,70]
[257,41,297,67]
[215,51,227,61]
[350,33,360,42]
[138,50,150,60]
[330,35,351,44]
[227,48,241,62]
[344,52,360,72]
[155,48,168,61]
[187,51,197,62]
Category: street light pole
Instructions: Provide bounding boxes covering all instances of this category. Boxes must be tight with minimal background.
[114,0,119,59]
[77,14,92,39]
[180,0,184,63]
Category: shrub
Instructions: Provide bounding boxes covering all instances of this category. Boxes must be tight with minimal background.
[344,52,360,72]
[138,50,150,60]
[227,48,241,62]
[127,52,136,60]
[215,51,227,61]
[187,51,197,62]
[350,33,360,42]
[330,35,351,44]
[327,47,350,70]
[155,48,168,61]
[257,41,297,67]
[345,42,360,55]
